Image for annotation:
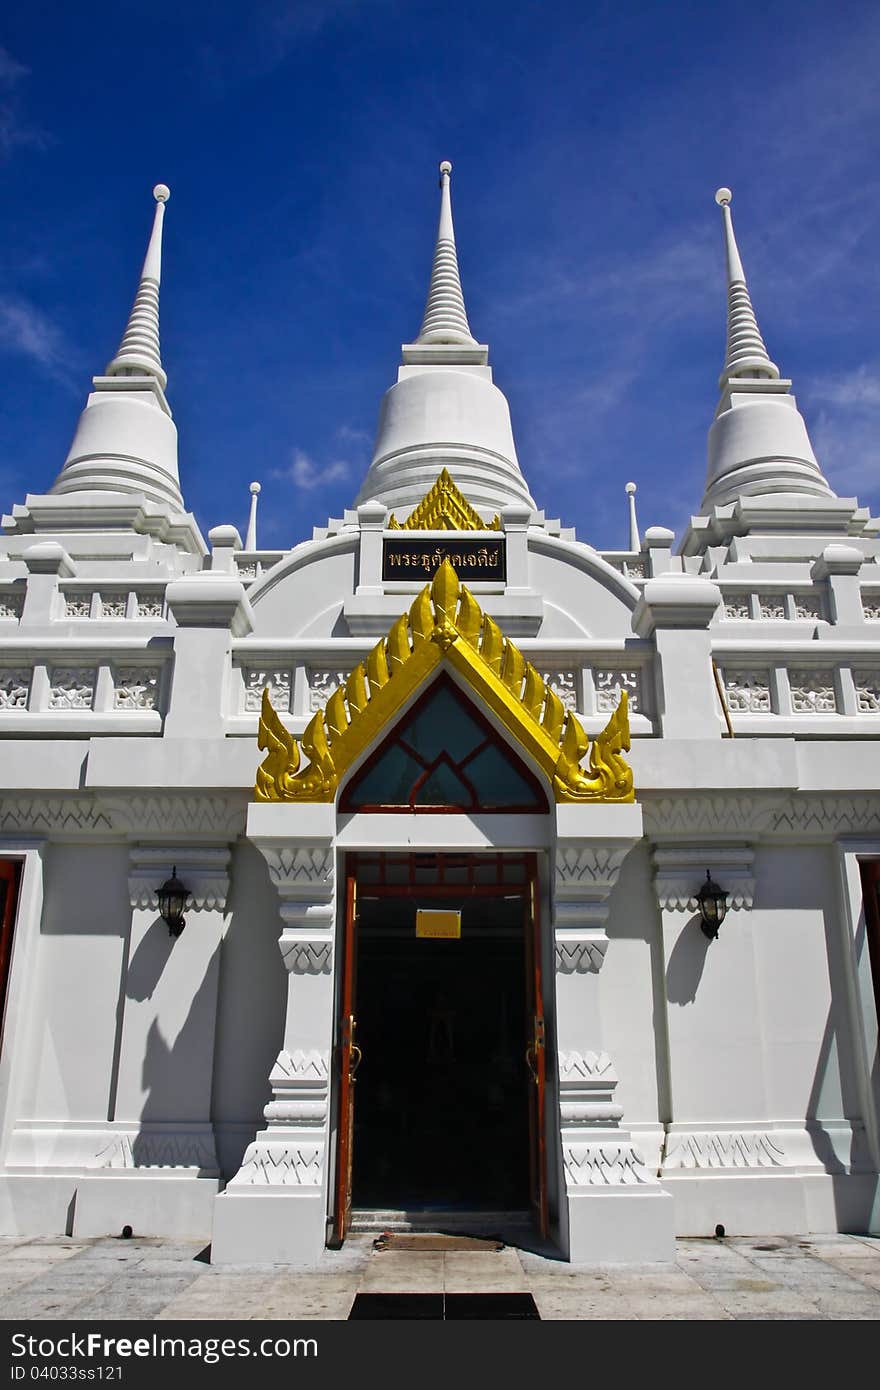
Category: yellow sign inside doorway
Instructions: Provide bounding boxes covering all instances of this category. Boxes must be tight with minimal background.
[416,909,461,939]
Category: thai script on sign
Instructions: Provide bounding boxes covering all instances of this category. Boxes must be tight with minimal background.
[382,538,506,582]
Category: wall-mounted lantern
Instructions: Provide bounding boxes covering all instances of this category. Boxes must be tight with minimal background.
[157,866,190,938]
[697,870,728,941]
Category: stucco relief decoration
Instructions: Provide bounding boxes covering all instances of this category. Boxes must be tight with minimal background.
[49,667,96,710]
[114,667,160,710]
[135,592,165,619]
[789,670,837,713]
[664,1132,785,1170]
[720,669,771,713]
[854,670,880,713]
[100,593,128,618]
[623,559,646,580]
[595,669,640,714]
[0,668,30,709]
[244,667,291,713]
[0,592,23,620]
[721,595,750,620]
[563,1143,650,1186]
[94,1133,216,1170]
[861,594,880,621]
[255,559,635,805]
[386,467,500,531]
[307,669,352,713]
[793,593,823,620]
[63,593,92,618]
[232,1143,324,1186]
[540,669,577,712]
[757,594,786,620]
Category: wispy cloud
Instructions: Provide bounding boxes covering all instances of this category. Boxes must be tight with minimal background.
[199,0,383,91]
[273,447,350,491]
[809,364,880,410]
[0,45,49,159]
[0,294,73,383]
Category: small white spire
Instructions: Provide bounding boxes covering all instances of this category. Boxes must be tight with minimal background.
[245,480,261,550]
[106,184,170,388]
[625,481,640,551]
[417,161,477,345]
[714,187,779,387]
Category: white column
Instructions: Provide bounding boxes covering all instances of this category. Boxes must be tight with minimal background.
[632,575,722,739]
[164,574,254,739]
[554,803,674,1262]
[211,803,336,1265]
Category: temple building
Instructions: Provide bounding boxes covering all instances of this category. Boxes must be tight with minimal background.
[0,166,878,1265]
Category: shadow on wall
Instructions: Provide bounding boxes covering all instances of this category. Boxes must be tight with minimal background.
[665,915,709,1005]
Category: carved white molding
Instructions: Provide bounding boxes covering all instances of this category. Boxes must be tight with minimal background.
[307,668,353,712]
[771,796,880,837]
[263,1048,330,1124]
[279,938,333,974]
[242,666,291,713]
[717,668,771,713]
[563,1142,651,1186]
[128,845,231,912]
[559,1051,623,1125]
[854,669,880,714]
[0,668,31,709]
[0,798,114,834]
[641,795,786,840]
[228,1142,324,1187]
[663,1131,786,1170]
[104,796,247,837]
[135,592,165,619]
[92,1128,218,1172]
[113,666,161,710]
[257,841,336,974]
[559,1050,615,1080]
[0,591,23,620]
[262,846,334,888]
[48,666,96,710]
[554,842,631,972]
[595,669,641,714]
[789,669,837,713]
[539,669,577,712]
[652,846,755,912]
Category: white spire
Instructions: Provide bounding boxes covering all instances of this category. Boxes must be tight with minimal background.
[625,481,640,551]
[416,161,477,345]
[245,481,260,550]
[106,185,170,388]
[715,187,779,387]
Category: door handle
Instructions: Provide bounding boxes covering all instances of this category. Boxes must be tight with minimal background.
[348,1015,362,1080]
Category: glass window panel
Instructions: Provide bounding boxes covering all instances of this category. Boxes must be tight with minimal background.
[403,684,484,763]
[414,761,474,807]
[464,743,542,807]
[347,745,422,807]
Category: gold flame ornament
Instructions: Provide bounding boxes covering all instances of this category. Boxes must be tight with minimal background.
[255,559,634,805]
[386,468,500,531]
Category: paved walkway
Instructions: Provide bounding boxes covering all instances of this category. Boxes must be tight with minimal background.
[0,1232,878,1320]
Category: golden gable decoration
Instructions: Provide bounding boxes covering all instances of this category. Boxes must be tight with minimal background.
[256,559,634,805]
[386,467,501,531]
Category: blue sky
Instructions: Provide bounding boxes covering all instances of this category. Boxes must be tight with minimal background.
[1,0,879,550]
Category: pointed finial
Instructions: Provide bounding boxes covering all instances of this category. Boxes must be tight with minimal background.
[105,184,171,387]
[625,482,640,551]
[245,480,261,550]
[714,186,778,386]
[417,159,477,345]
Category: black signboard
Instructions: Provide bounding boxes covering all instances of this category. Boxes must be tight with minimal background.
[382,537,506,582]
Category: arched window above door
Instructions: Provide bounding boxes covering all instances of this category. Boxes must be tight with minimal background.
[340,674,549,813]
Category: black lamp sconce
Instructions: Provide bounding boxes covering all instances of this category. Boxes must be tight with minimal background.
[697,870,729,941]
[157,866,190,938]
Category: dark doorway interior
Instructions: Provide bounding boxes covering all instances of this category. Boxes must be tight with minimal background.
[352,890,530,1212]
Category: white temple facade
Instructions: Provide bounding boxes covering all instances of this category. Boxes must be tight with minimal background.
[0,168,878,1265]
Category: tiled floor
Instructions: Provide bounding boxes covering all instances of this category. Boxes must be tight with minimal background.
[0,1232,878,1320]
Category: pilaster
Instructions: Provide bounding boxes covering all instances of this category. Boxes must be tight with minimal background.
[632,575,722,739]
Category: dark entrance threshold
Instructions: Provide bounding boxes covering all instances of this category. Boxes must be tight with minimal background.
[349,1293,540,1320]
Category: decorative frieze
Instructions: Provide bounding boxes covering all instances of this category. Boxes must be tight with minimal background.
[652,846,755,911]
[99,592,128,619]
[229,1143,324,1186]
[0,798,114,834]
[854,669,880,713]
[757,593,786,620]
[307,668,353,712]
[721,595,751,620]
[642,795,786,839]
[554,842,630,972]
[719,668,771,713]
[114,666,161,710]
[793,593,823,620]
[105,795,247,837]
[563,1143,650,1186]
[771,795,880,837]
[135,592,165,619]
[0,592,23,620]
[243,667,291,713]
[595,669,640,714]
[624,559,646,580]
[789,670,837,713]
[861,594,880,621]
[540,669,577,712]
[128,845,231,912]
[93,1131,218,1171]
[48,666,96,710]
[63,593,92,618]
[0,668,30,709]
[663,1131,785,1170]
[237,563,258,579]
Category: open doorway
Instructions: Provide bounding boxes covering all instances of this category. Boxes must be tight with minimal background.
[333,852,546,1239]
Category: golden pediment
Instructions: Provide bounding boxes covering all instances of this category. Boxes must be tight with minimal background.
[387,468,501,531]
[255,559,634,806]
